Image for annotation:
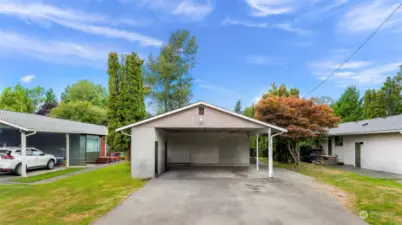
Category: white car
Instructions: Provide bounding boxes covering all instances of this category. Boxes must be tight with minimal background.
[0,147,57,176]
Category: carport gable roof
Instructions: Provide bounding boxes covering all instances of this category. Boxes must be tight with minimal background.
[0,110,107,135]
[116,101,287,132]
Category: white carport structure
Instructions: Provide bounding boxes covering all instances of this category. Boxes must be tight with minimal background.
[116,101,287,179]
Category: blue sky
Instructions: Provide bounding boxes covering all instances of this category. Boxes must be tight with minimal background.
[1,0,402,112]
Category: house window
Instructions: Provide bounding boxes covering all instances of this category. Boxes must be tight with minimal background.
[335,136,343,146]
[199,107,204,115]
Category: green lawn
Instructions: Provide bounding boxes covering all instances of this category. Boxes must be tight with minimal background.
[276,162,402,225]
[12,168,86,183]
[0,163,145,225]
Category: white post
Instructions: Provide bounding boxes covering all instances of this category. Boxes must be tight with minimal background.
[20,131,27,177]
[268,128,273,178]
[66,134,70,167]
[256,133,259,171]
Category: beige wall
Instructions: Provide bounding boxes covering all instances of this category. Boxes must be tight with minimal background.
[167,132,249,166]
[131,127,155,178]
[137,106,264,129]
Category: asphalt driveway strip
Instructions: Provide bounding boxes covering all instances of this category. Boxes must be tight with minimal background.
[94,167,367,225]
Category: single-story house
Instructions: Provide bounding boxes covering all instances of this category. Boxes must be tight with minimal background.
[0,110,108,168]
[321,115,402,174]
[116,101,287,179]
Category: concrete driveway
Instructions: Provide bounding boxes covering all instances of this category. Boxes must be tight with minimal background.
[94,167,367,225]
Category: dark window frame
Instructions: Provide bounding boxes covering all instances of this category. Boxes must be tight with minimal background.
[199,107,204,115]
[335,136,343,146]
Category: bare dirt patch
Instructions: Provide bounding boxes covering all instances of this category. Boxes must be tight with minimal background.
[310,180,356,212]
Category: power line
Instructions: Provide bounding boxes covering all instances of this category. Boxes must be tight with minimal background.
[303,2,402,98]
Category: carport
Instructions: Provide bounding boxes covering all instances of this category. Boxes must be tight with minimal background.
[0,110,107,177]
[116,101,287,179]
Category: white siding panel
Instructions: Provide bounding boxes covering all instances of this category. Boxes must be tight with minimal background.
[323,133,402,174]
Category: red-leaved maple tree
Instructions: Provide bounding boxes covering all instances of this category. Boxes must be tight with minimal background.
[255,96,340,163]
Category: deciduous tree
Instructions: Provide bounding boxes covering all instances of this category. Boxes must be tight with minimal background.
[0,84,45,113]
[61,80,107,108]
[145,29,198,113]
[255,96,340,164]
[49,101,107,125]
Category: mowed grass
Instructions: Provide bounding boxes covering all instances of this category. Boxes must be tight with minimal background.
[0,163,145,225]
[275,162,402,225]
[12,168,86,183]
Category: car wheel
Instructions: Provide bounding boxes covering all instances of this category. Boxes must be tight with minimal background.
[47,160,55,170]
[14,164,22,176]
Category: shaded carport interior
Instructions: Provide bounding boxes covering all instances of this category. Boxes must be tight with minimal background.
[117,101,287,179]
[0,110,107,177]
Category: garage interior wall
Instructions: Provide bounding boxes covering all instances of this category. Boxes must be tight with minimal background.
[167,132,249,166]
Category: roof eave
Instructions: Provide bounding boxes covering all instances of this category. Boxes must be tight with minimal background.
[116,101,287,133]
[328,129,402,136]
[0,120,30,132]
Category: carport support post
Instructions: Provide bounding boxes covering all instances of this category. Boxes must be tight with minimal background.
[66,134,70,167]
[20,131,27,177]
[256,133,259,171]
[268,128,273,178]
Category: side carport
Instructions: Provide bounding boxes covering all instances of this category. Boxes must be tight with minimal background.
[0,110,107,177]
[116,101,286,179]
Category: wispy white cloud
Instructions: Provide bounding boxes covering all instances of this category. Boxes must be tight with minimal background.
[139,0,213,20]
[173,1,213,20]
[308,49,402,86]
[221,18,268,28]
[21,75,35,83]
[55,20,163,47]
[275,23,312,36]
[0,1,162,47]
[337,0,402,34]
[245,55,274,65]
[195,79,233,94]
[0,31,119,67]
[221,17,311,35]
[245,0,295,17]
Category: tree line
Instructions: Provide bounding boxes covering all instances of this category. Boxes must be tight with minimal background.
[332,66,402,122]
[0,29,198,153]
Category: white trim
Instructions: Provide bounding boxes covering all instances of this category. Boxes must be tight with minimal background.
[116,101,287,132]
[0,120,30,131]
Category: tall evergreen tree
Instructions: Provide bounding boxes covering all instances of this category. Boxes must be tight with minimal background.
[333,85,362,122]
[146,29,198,113]
[382,76,402,116]
[234,100,242,113]
[107,53,119,151]
[363,89,375,119]
[373,90,387,118]
[107,52,146,152]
